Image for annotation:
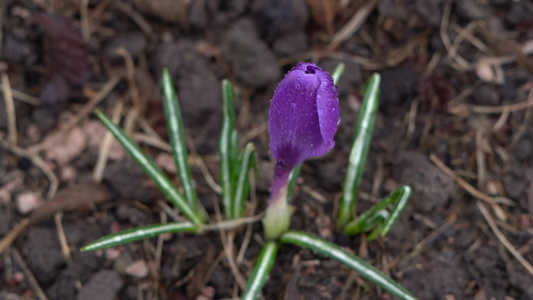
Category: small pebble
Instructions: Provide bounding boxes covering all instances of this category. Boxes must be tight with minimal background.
[125,260,149,278]
[16,192,42,214]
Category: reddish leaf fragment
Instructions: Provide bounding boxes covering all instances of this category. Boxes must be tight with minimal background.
[32,13,90,105]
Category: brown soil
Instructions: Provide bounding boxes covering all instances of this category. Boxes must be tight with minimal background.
[1,1,532,299]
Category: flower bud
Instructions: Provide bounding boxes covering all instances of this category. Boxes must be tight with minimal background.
[264,62,340,239]
[268,62,339,197]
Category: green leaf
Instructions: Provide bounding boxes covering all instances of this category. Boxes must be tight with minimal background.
[332,63,346,86]
[219,79,237,219]
[81,222,199,251]
[95,110,203,226]
[287,164,302,199]
[338,73,381,228]
[280,231,417,300]
[232,142,256,219]
[241,241,279,300]
[161,69,202,216]
[344,186,411,240]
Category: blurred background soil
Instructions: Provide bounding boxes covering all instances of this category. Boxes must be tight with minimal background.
[0,0,532,299]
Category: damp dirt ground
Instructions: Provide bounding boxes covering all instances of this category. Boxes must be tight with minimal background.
[1,1,533,299]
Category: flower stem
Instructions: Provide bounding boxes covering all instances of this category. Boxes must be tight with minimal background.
[269,165,291,204]
[263,165,293,240]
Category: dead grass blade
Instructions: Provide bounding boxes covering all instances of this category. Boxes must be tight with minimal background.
[93,100,124,182]
[0,86,40,105]
[476,201,533,277]
[12,248,49,300]
[430,154,514,207]
[328,0,377,49]
[1,70,17,145]
[0,138,58,199]
[212,198,247,290]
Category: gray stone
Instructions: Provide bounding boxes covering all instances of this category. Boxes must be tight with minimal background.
[222,19,280,87]
[77,270,123,300]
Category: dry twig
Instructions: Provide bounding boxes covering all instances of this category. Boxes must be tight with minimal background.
[0,0,4,58]
[449,94,533,116]
[476,201,533,277]
[54,212,72,263]
[301,185,327,204]
[80,0,91,42]
[398,213,457,267]
[430,153,513,207]
[116,48,142,113]
[12,248,49,300]
[0,138,58,199]
[1,71,17,145]
[212,199,247,290]
[0,85,40,105]
[440,2,471,70]
[237,171,257,263]
[93,100,124,182]
[329,0,378,49]
[112,1,153,36]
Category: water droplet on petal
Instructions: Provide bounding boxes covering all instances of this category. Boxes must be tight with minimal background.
[337,117,342,126]
[318,108,324,115]
[291,102,296,108]
[327,102,333,107]
[331,107,336,113]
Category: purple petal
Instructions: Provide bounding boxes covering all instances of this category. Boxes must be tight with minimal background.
[268,62,340,169]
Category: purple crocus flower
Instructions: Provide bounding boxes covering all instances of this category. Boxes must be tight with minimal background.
[263,62,339,239]
[269,62,340,199]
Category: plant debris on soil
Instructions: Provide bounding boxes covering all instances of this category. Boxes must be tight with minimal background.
[1,0,533,299]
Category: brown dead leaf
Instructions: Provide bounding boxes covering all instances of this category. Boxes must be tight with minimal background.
[28,183,111,225]
[32,13,90,105]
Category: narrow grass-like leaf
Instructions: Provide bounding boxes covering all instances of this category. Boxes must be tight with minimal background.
[95,110,203,226]
[232,142,255,218]
[161,69,200,213]
[219,79,237,219]
[280,231,417,300]
[241,241,279,300]
[332,63,345,85]
[81,222,198,251]
[344,186,411,240]
[338,74,381,228]
[287,164,302,199]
